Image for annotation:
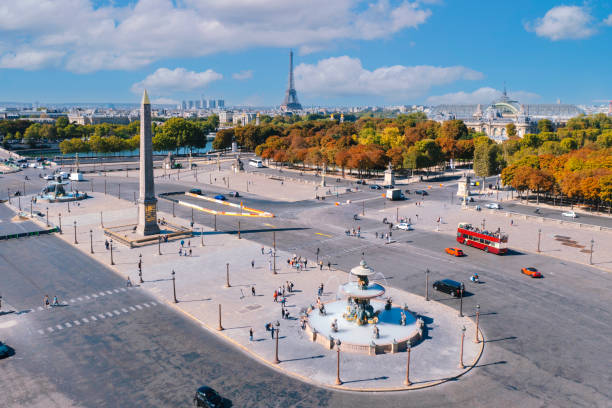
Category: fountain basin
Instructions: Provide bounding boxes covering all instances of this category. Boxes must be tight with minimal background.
[341,281,385,299]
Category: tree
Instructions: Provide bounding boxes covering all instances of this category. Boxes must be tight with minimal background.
[528,169,555,204]
[23,123,42,147]
[520,133,542,149]
[439,120,468,140]
[152,133,176,152]
[55,116,69,129]
[212,129,234,150]
[414,139,443,169]
[505,123,517,138]
[380,127,403,148]
[538,119,553,133]
[403,146,428,175]
[59,138,90,154]
[473,143,499,187]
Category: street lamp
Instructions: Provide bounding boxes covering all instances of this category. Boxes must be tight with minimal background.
[46,207,49,227]
[110,239,115,265]
[200,226,204,246]
[481,218,486,230]
[589,239,594,265]
[274,321,281,364]
[138,254,143,283]
[404,345,412,386]
[89,229,93,254]
[459,326,466,369]
[58,213,62,234]
[537,229,541,253]
[459,283,464,317]
[158,235,162,255]
[225,263,230,288]
[474,304,481,343]
[73,220,78,244]
[425,269,430,301]
[273,231,277,274]
[172,269,177,303]
[335,338,342,385]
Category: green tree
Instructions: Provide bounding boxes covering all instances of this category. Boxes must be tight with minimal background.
[55,116,69,129]
[23,123,42,147]
[212,129,234,150]
[473,143,500,187]
[520,133,542,149]
[152,133,176,152]
[505,123,517,138]
[439,119,469,140]
[560,137,578,151]
[538,119,553,133]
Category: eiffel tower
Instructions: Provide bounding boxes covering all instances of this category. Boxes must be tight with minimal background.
[281,50,302,111]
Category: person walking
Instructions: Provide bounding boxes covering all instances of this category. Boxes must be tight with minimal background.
[281,307,285,319]
[52,295,59,306]
[251,259,255,269]
[249,328,253,342]
[273,290,278,302]
[261,246,264,255]
[251,286,256,296]
[319,261,323,270]
[44,295,50,309]
[126,276,132,287]
[105,240,109,250]
[178,247,182,256]
[189,248,192,256]
[270,326,275,339]
[180,239,184,248]
[328,261,331,271]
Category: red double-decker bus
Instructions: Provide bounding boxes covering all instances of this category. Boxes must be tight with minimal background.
[456,223,508,254]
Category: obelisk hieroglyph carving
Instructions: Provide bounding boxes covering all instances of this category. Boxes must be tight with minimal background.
[137,90,160,235]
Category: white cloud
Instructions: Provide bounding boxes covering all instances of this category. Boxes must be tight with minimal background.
[526,6,595,40]
[131,67,222,94]
[0,0,433,72]
[426,87,541,105]
[294,56,482,98]
[232,70,253,80]
[151,97,179,105]
[0,49,64,70]
[604,14,612,26]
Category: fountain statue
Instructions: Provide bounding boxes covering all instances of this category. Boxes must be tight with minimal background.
[341,260,385,325]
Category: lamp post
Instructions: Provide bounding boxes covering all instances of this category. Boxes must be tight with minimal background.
[30,198,33,217]
[404,345,412,386]
[172,201,175,217]
[425,269,430,301]
[18,195,21,211]
[273,231,277,274]
[118,183,120,199]
[110,239,115,265]
[67,200,70,213]
[214,214,217,231]
[362,200,365,216]
[474,304,481,343]
[100,211,104,227]
[459,283,464,317]
[225,263,230,288]
[589,239,594,265]
[7,188,10,204]
[104,179,107,195]
[335,339,342,385]
[138,254,143,283]
[191,208,194,224]
[481,218,486,230]
[46,207,49,227]
[459,326,466,369]
[274,321,280,364]
[89,229,93,254]
[396,207,399,223]
[58,213,62,234]
[172,270,177,303]
[73,220,78,244]
[316,247,320,263]
[200,226,204,246]
[537,229,541,253]
[238,221,241,239]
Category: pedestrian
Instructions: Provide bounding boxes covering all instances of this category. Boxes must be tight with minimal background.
[52,295,59,306]
[290,282,294,292]
[304,259,308,268]
[178,247,182,256]
[261,246,264,254]
[44,295,50,309]
[189,248,192,256]
[105,240,109,250]
[180,239,184,247]
[251,259,255,269]
[270,326,275,339]
[319,261,323,270]
[328,261,331,271]
[126,276,132,287]
[273,290,278,302]
[249,328,253,341]
[281,308,285,319]
[187,240,191,247]
[281,297,286,307]
[375,231,378,238]
[286,281,291,293]
[357,226,360,233]
[510,219,514,226]
[251,286,256,296]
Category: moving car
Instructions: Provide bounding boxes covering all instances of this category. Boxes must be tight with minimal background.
[382,184,394,189]
[432,279,464,297]
[189,188,203,195]
[214,194,226,201]
[521,267,542,278]
[485,203,501,209]
[414,190,428,196]
[445,247,464,257]
[193,386,225,407]
[356,180,367,185]
[396,222,413,231]
[562,211,577,218]
[369,184,382,190]
[43,174,55,180]
[0,341,12,359]
[228,191,240,197]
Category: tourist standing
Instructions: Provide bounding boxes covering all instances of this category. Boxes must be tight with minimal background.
[249,328,253,342]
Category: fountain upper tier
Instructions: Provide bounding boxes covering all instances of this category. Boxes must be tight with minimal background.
[341,260,386,299]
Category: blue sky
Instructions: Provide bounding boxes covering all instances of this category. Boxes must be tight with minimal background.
[0,0,611,106]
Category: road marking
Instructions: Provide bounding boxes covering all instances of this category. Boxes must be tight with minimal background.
[142,303,150,307]
[135,304,143,310]
[92,294,98,298]
[113,310,121,315]
[56,325,63,330]
[129,306,136,311]
[105,312,114,318]
[82,318,89,323]
[38,306,43,311]
[47,327,54,333]
[85,296,91,300]
[98,314,106,319]
[73,320,80,326]
[121,308,129,313]
[38,329,45,335]
[77,297,83,301]
[120,288,127,292]
[315,232,333,238]
[90,316,97,321]
[113,289,120,293]
[264,223,275,228]
[65,322,72,328]
[99,292,105,296]
[105,291,113,295]
[70,299,76,303]
[149,301,157,306]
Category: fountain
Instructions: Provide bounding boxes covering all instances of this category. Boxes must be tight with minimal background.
[305,260,423,355]
[40,177,88,203]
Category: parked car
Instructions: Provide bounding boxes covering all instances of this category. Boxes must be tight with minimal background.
[189,188,203,195]
[396,222,413,231]
[369,184,382,190]
[228,191,240,197]
[445,247,464,257]
[382,184,394,189]
[214,194,226,201]
[0,341,13,359]
[43,174,54,180]
[193,386,225,407]
[562,211,577,218]
[485,203,501,209]
[432,279,465,297]
[521,267,542,278]
[460,196,474,202]
[356,180,367,185]
[414,190,428,196]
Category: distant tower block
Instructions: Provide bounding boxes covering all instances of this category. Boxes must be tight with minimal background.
[609,100,612,115]
[136,90,160,236]
[280,50,302,111]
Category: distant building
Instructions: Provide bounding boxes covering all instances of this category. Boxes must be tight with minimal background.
[68,113,131,125]
[217,99,225,108]
[181,100,187,110]
[207,99,216,109]
[430,88,584,141]
[219,111,233,124]
[233,112,255,126]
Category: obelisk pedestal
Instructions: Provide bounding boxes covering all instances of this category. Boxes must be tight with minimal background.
[136,90,160,236]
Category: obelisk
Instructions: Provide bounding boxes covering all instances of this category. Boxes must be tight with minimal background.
[136,90,160,235]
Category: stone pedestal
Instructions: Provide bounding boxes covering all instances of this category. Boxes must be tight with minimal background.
[383,164,395,186]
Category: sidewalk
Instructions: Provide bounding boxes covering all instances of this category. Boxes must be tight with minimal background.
[14,192,485,391]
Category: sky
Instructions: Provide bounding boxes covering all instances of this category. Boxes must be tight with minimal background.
[0,0,611,106]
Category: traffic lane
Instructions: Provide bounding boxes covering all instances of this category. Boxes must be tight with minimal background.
[0,235,130,311]
[499,202,612,228]
[0,203,45,235]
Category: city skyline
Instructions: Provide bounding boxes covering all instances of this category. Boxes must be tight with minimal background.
[0,1,611,105]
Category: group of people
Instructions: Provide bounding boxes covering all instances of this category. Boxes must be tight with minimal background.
[43,294,60,309]
[345,226,361,237]
[178,239,192,256]
[287,255,308,271]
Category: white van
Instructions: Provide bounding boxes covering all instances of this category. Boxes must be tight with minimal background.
[249,158,263,168]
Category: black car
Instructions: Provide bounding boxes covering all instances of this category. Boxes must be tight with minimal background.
[356,180,367,185]
[433,279,464,297]
[369,184,382,190]
[194,386,225,407]
[414,190,429,196]
[189,189,203,195]
[0,341,13,359]
[382,184,394,189]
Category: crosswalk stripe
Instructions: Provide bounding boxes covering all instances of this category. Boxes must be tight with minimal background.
[70,299,76,303]
[105,291,113,295]
[56,325,63,330]
[142,303,150,307]
[135,304,143,310]
[85,296,91,300]
[98,314,105,319]
[73,320,80,326]
[149,301,157,306]
[38,329,45,335]
[105,312,113,317]
[99,292,105,296]
[120,288,127,292]
[77,297,83,301]
[47,327,54,332]
[129,306,136,311]
[114,289,120,293]
[113,310,121,315]
[82,318,89,323]
[90,316,97,321]
[38,306,43,311]
[121,308,129,313]
[65,322,72,328]
[92,294,98,298]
